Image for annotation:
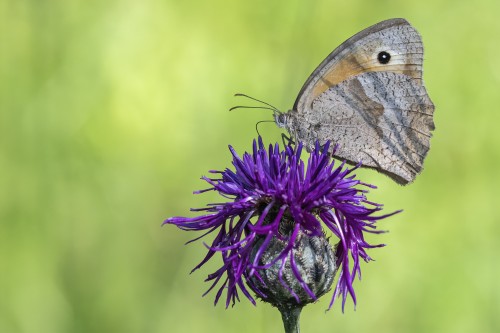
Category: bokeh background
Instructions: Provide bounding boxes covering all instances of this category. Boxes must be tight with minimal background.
[1,0,499,332]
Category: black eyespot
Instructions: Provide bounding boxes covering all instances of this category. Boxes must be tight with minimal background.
[377,51,391,64]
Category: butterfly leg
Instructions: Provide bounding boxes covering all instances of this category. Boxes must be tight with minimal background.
[281,133,295,147]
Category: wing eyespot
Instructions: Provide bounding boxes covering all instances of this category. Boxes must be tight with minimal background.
[377,51,391,64]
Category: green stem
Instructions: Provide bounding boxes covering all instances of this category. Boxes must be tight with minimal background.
[279,306,302,333]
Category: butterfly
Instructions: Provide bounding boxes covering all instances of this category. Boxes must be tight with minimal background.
[271,18,435,185]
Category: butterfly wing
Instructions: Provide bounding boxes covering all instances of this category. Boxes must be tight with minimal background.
[293,18,425,113]
[288,18,434,184]
[288,71,434,184]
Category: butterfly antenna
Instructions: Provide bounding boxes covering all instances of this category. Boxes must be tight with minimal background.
[229,105,277,112]
[233,93,280,113]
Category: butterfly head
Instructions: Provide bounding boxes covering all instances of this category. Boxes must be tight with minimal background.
[274,111,288,129]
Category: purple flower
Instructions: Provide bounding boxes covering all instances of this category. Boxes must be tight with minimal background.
[164,137,399,311]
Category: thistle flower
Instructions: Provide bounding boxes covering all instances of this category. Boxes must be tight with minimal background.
[164,137,398,313]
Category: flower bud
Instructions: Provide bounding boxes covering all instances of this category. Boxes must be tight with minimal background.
[249,230,337,309]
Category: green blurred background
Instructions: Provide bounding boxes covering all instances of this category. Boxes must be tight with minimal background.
[1,0,499,332]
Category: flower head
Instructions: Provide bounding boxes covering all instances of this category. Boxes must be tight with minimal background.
[164,137,399,311]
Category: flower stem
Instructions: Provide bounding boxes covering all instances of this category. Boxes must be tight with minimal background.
[279,306,302,333]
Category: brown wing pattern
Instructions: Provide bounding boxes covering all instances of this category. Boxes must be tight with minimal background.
[284,18,434,184]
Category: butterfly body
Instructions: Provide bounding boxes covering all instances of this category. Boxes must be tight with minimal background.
[277,18,435,185]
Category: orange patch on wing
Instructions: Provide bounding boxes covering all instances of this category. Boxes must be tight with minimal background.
[311,54,422,102]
